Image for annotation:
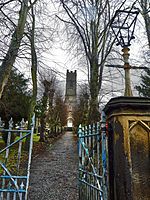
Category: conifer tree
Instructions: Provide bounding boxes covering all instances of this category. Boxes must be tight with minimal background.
[135,68,150,97]
[0,69,30,123]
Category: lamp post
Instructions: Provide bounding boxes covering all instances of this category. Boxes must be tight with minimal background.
[111,7,139,96]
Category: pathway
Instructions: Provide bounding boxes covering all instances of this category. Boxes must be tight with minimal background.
[28,132,79,200]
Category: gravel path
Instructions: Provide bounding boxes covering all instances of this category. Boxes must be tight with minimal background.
[28,132,79,200]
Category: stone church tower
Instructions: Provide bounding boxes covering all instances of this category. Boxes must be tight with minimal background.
[65,70,77,128]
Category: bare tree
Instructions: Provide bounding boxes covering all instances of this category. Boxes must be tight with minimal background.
[56,0,127,122]
[0,0,39,98]
[0,0,56,98]
[73,83,89,127]
[52,91,67,132]
[24,5,38,128]
[37,71,56,141]
[139,0,150,48]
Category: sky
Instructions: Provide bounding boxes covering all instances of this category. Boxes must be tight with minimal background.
[42,19,148,105]
[21,0,149,105]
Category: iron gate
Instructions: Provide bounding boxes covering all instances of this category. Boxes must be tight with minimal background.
[78,111,108,200]
[0,115,35,200]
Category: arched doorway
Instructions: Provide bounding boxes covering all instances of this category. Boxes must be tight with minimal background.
[67,117,73,128]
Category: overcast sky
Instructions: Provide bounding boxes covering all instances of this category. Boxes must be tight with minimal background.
[27,1,149,105]
[43,14,148,104]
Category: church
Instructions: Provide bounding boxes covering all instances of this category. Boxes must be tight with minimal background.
[65,70,77,129]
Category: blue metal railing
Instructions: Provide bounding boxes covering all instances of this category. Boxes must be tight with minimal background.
[0,115,35,200]
[78,111,108,200]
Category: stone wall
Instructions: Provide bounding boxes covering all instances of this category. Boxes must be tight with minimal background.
[65,70,77,127]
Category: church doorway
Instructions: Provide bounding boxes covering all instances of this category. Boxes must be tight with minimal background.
[67,118,73,128]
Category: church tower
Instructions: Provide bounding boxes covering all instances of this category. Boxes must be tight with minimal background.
[65,70,77,128]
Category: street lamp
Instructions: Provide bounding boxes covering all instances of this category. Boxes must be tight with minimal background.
[111,7,139,96]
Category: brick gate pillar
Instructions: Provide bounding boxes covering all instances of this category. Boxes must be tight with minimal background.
[104,96,150,200]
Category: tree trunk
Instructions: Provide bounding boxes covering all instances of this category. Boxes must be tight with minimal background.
[144,14,150,48]
[0,0,29,98]
[25,6,38,150]
[39,89,49,142]
[28,7,37,127]
[39,115,46,142]
[89,57,100,123]
[141,0,150,48]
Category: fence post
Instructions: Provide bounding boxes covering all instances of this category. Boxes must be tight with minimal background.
[25,114,35,200]
[101,111,108,200]
[104,96,150,200]
[78,124,82,200]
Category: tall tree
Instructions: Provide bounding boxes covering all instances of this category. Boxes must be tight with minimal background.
[26,5,38,126]
[139,0,150,48]
[73,84,89,128]
[53,92,67,129]
[24,4,38,149]
[37,71,56,141]
[57,0,126,122]
[0,0,30,98]
[136,1,150,97]
[0,0,55,123]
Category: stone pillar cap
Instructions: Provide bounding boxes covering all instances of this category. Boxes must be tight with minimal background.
[104,96,150,114]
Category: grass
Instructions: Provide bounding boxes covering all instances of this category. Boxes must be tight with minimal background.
[0,131,62,176]
[0,133,41,175]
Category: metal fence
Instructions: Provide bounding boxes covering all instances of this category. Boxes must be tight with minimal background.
[78,112,108,200]
[0,115,35,200]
